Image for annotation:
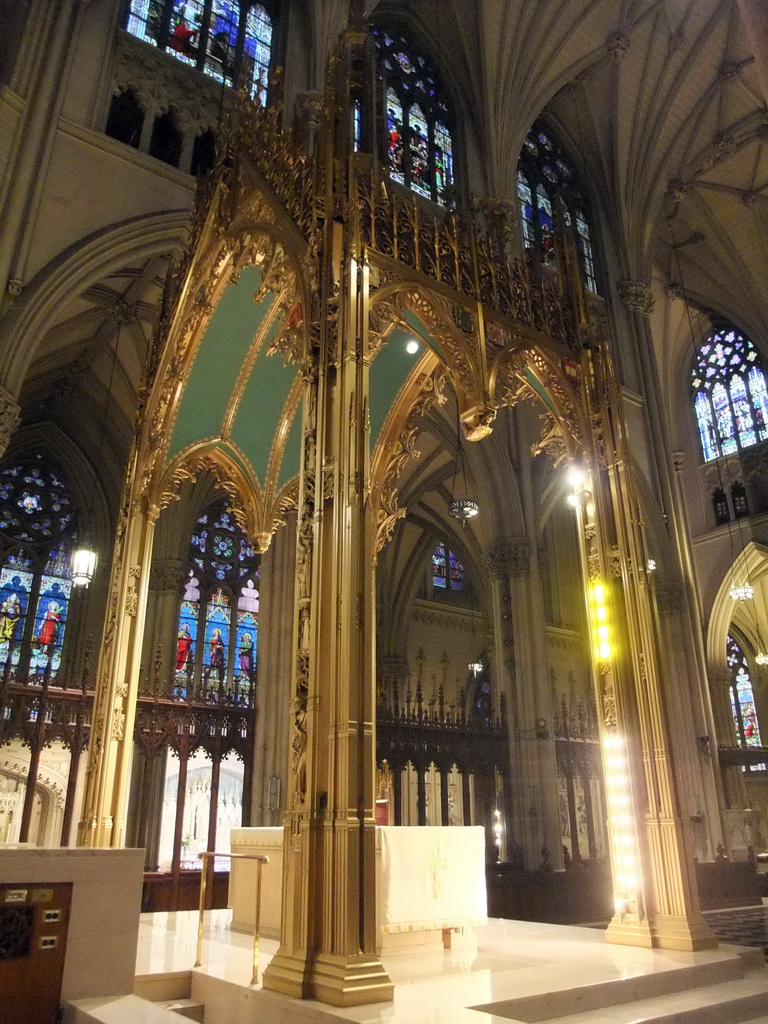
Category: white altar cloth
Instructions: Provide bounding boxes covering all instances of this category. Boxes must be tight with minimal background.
[375,825,487,935]
[229,825,487,952]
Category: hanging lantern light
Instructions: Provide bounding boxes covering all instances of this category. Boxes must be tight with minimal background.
[71,547,97,587]
[756,651,768,666]
[449,497,479,521]
[729,583,754,601]
[468,659,483,676]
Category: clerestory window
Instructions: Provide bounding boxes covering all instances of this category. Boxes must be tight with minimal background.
[692,326,768,462]
[516,124,598,293]
[431,541,466,596]
[123,1,274,104]
[373,27,455,207]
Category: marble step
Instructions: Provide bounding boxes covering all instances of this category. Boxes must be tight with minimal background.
[156,998,205,1022]
[67,993,201,1024]
[474,947,764,1022]
[529,971,768,1024]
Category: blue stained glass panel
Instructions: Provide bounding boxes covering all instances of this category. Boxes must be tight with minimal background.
[408,104,430,198]
[167,1,202,66]
[712,381,737,454]
[517,173,535,248]
[245,4,272,103]
[434,121,453,203]
[575,212,597,292]
[353,100,361,152]
[0,554,33,669]
[730,375,756,447]
[727,636,764,765]
[448,551,465,591]
[30,564,72,678]
[536,185,554,264]
[748,367,768,441]
[126,0,163,46]
[175,579,199,694]
[394,51,416,74]
[692,328,768,461]
[432,542,447,588]
[386,88,405,183]
[125,2,272,102]
[695,392,718,462]
[202,1,239,86]
[376,31,454,206]
[203,587,230,682]
[235,611,258,684]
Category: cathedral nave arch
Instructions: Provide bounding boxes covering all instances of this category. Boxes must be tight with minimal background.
[0,211,190,401]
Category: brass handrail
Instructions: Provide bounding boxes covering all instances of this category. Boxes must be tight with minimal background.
[194,851,269,985]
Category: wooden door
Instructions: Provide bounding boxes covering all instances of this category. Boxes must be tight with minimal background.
[0,882,72,1024]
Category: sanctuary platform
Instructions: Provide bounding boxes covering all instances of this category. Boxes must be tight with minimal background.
[67,909,768,1024]
[229,824,487,953]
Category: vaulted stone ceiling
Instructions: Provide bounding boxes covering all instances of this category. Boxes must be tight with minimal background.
[19,255,168,492]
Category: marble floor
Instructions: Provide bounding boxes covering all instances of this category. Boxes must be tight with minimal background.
[109,910,768,1024]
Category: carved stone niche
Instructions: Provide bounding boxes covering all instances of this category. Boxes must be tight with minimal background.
[0,385,21,458]
[294,90,323,155]
[483,538,530,579]
[149,558,187,594]
[617,280,654,317]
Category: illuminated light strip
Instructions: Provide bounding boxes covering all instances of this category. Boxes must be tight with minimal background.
[602,731,642,915]
[589,581,612,661]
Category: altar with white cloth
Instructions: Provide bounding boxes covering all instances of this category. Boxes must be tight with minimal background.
[229,824,487,953]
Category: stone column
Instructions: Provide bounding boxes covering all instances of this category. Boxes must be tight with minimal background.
[485,536,561,869]
[577,322,716,951]
[619,285,727,859]
[144,559,187,687]
[250,510,296,826]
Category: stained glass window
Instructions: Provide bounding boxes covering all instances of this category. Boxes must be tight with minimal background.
[0,552,33,675]
[692,327,768,462]
[431,542,466,595]
[373,28,455,207]
[353,100,362,153]
[516,123,600,293]
[173,505,259,702]
[536,185,554,265]
[0,460,77,683]
[432,542,447,588]
[517,173,535,248]
[123,1,274,102]
[386,87,405,184]
[727,635,764,769]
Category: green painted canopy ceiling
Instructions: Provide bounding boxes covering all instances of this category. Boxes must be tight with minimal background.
[168,265,301,490]
[167,273,446,493]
